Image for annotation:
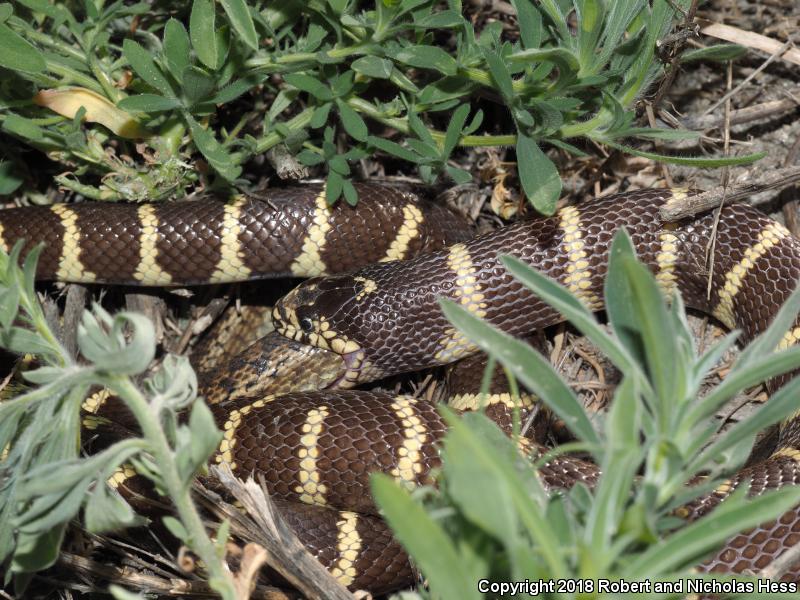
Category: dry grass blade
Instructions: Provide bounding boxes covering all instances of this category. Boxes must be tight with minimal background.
[699,20,800,67]
[57,551,290,598]
[205,464,356,600]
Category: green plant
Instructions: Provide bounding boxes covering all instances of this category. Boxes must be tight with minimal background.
[0,241,235,599]
[372,231,800,598]
[1,0,751,212]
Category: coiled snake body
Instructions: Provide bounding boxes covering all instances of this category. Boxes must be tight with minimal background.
[4,183,800,591]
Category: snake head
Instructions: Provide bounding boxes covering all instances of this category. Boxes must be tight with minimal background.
[272,275,378,387]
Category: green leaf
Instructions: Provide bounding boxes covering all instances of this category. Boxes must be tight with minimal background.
[439,299,600,447]
[679,44,747,64]
[84,484,143,533]
[0,160,23,195]
[407,109,436,146]
[122,39,174,96]
[371,474,484,600]
[182,66,216,104]
[626,486,800,576]
[483,49,514,102]
[342,179,358,206]
[219,0,258,51]
[0,327,61,356]
[591,0,641,75]
[210,74,265,104]
[11,0,69,19]
[336,100,368,142]
[512,0,542,49]
[509,47,580,72]
[328,162,350,183]
[442,104,470,158]
[351,56,393,79]
[78,308,155,375]
[367,136,420,163]
[0,4,12,22]
[600,139,766,168]
[500,255,641,383]
[395,45,458,76]
[185,401,222,482]
[576,0,604,71]
[16,474,92,532]
[0,22,46,73]
[213,24,231,68]
[21,365,68,385]
[118,94,182,113]
[2,113,45,142]
[297,149,325,166]
[586,448,640,560]
[516,133,561,214]
[326,171,344,203]
[145,354,198,412]
[605,230,679,407]
[162,516,190,543]
[414,10,464,28]
[442,412,560,559]
[445,165,472,184]
[283,73,332,101]
[10,525,66,573]
[162,18,191,81]
[691,371,800,473]
[623,127,699,141]
[190,0,218,70]
[310,102,333,129]
[185,114,241,180]
[407,138,439,159]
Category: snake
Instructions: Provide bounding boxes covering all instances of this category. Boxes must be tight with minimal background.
[3,183,800,592]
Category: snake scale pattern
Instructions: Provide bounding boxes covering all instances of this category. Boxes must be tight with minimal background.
[4,183,800,592]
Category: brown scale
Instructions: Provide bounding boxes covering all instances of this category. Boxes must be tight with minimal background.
[0,183,470,284]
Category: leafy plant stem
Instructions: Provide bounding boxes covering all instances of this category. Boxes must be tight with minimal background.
[105,376,235,599]
[46,62,106,93]
[88,55,121,102]
[253,107,315,153]
[54,176,121,201]
[244,43,369,71]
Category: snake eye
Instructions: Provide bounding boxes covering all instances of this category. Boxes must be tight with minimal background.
[299,317,314,333]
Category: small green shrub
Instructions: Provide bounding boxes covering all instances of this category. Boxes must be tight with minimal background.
[1,0,751,212]
[373,231,800,598]
[0,241,235,599]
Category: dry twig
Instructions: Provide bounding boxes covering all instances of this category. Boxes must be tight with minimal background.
[203,465,356,600]
[659,165,800,221]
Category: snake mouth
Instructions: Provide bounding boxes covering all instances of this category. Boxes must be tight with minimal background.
[333,347,367,389]
[274,323,365,389]
[272,305,370,389]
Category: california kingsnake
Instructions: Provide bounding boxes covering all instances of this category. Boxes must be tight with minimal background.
[4,183,800,591]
